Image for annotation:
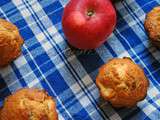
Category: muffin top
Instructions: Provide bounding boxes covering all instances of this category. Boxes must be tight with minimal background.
[96,57,149,107]
[0,18,23,67]
[144,6,160,46]
[0,88,58,120]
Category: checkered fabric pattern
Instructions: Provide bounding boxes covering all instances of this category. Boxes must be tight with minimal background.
[0,0,160,119]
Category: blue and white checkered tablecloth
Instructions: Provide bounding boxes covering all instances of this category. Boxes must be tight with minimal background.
[0,0,160,120]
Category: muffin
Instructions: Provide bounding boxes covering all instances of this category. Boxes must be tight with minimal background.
[0,88,58,120]
[0,18,23,67]
[96,57,149,108]
[144,6,160,47]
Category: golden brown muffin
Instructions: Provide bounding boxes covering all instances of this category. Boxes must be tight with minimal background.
[96,57,149,108]
[0,18,23,67]
[144,6,160,47]
[0,88,58,120]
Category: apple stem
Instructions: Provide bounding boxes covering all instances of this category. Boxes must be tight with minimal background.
[87,10,94,17]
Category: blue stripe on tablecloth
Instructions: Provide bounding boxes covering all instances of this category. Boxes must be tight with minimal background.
[104,43,118,57]
[135,0,158,13]
[0,75,11,100]
[0,0,10,6]
[20,25,35,40]
[10,64,27,87]
[41,0,63,16]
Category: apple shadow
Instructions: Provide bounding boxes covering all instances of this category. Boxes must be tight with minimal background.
[67,43,105,75]
[0,75,11,107]
[112,0,123,3]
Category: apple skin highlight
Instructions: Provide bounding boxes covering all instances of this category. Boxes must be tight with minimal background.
[62,0,117,49]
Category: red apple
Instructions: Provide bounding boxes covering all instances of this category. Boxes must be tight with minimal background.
[62,0,116,49]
